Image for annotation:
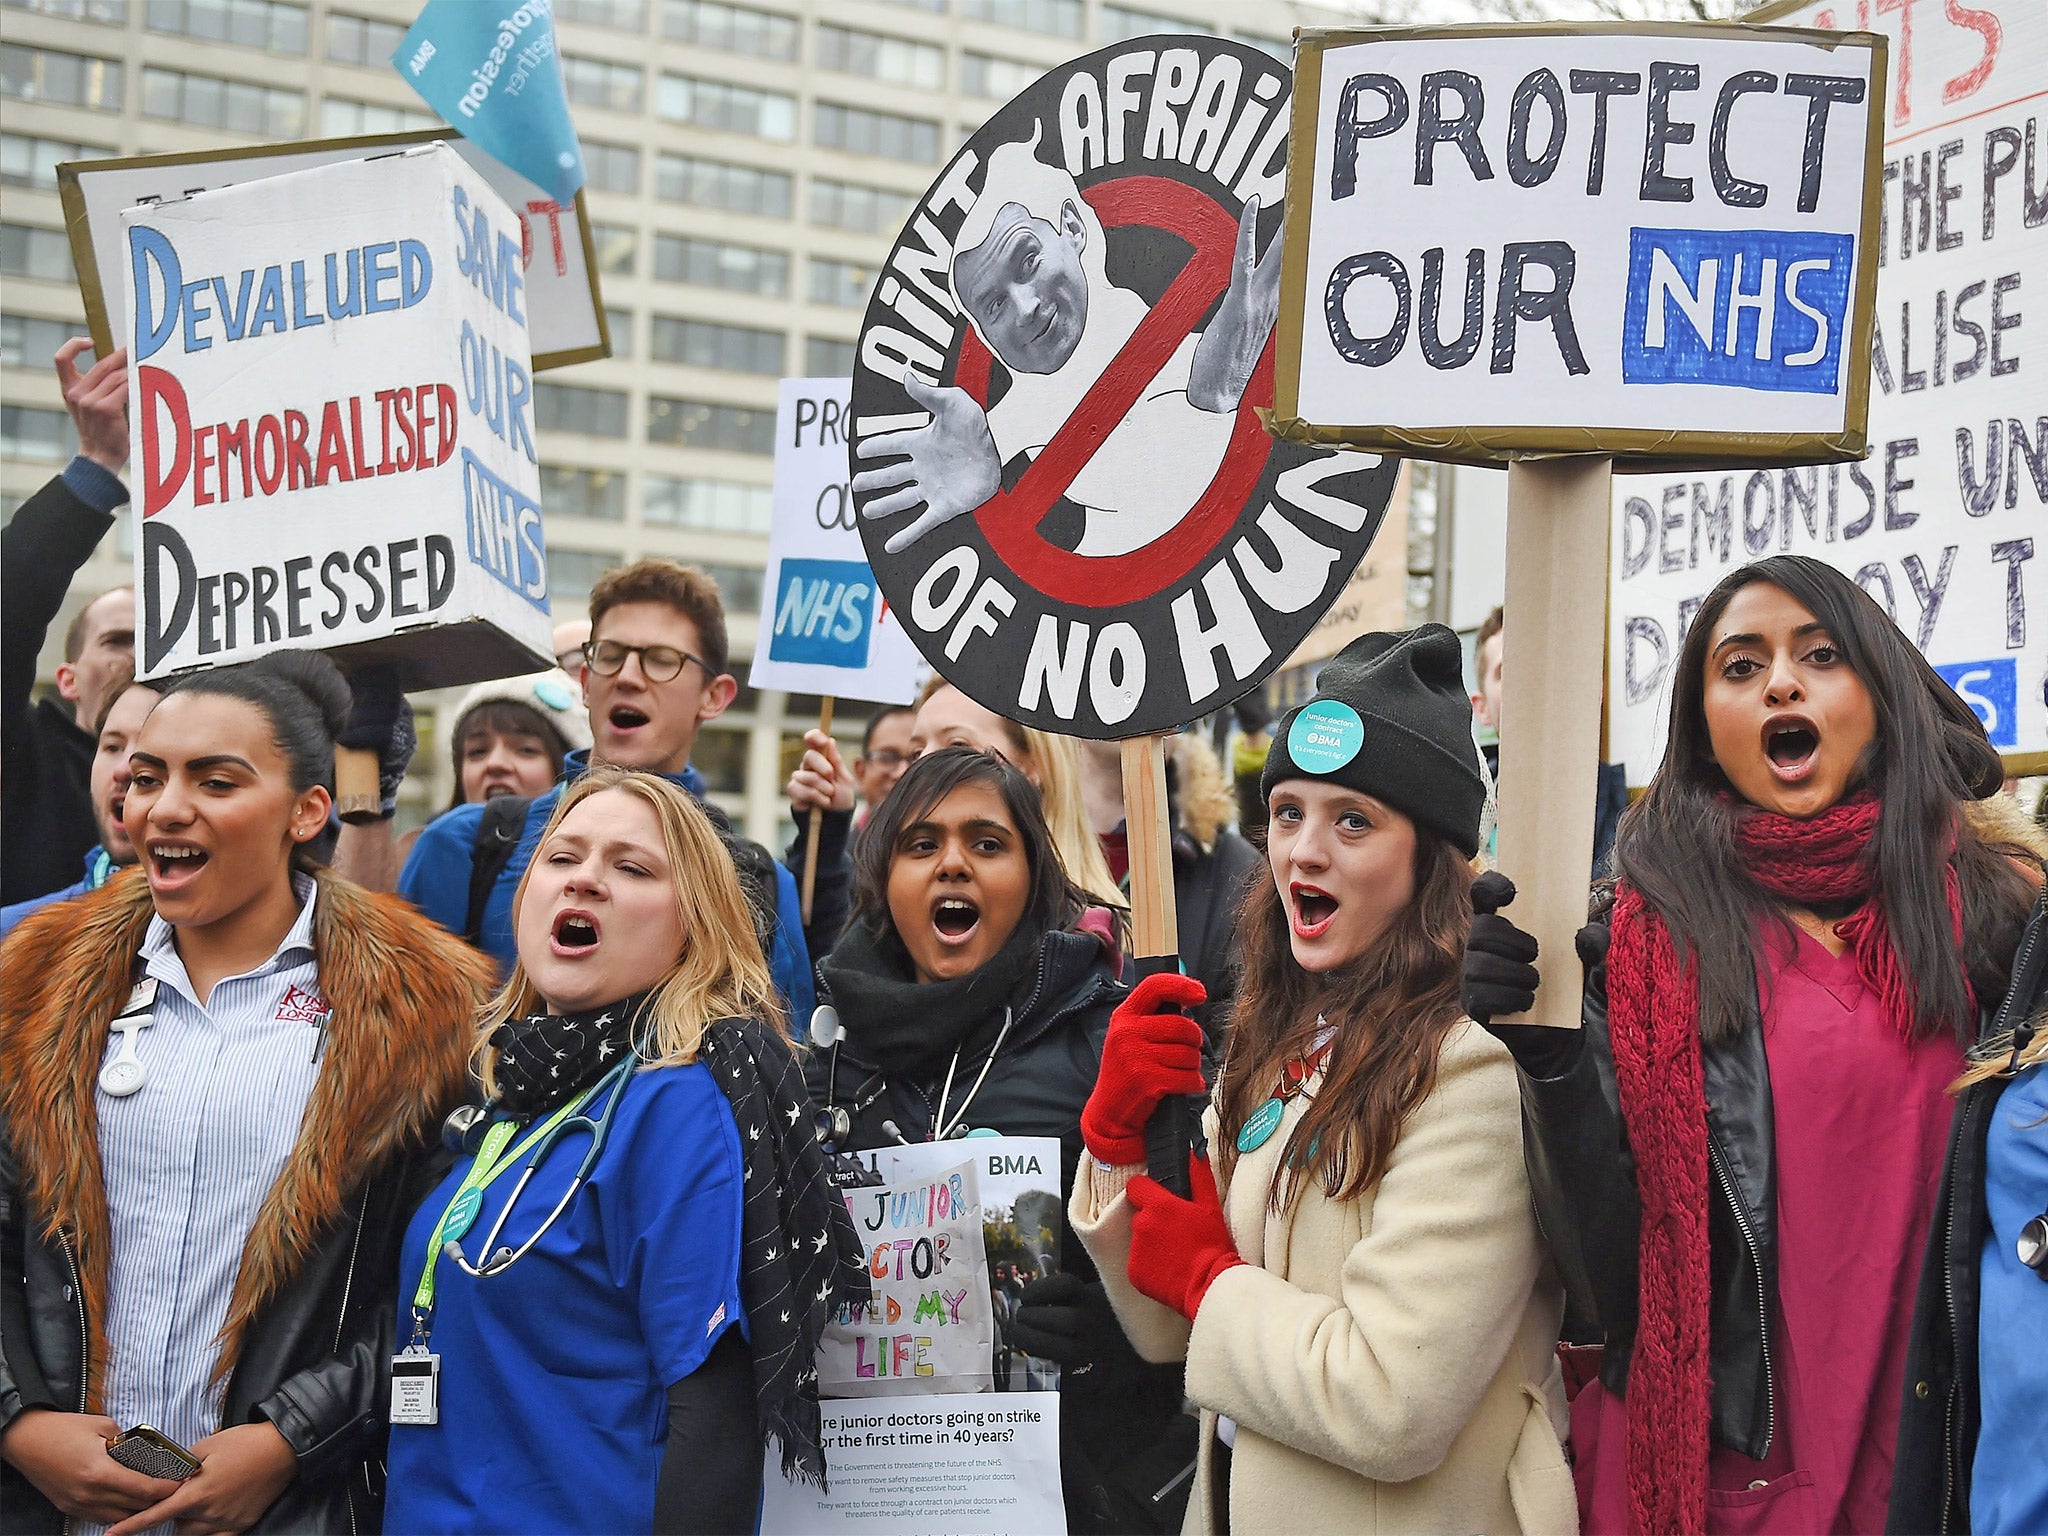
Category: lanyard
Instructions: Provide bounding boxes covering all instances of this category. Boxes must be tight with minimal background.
[410,1093,584,1320]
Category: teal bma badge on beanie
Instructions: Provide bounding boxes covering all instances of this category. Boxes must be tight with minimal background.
[1287,700,1365,775]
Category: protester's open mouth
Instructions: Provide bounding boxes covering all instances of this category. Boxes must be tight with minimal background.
[931,895,982,946]
[1291,883,1338,939]
[1761,713,1822,783]
[148,841,209,889]
[551,908,602,957]
[608,705,650,732]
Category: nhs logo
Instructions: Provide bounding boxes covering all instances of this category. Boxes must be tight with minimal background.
[1621,229,1853,395]
[769,558,877,669]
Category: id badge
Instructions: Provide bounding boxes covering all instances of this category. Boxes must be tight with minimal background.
[389,1350,440,1426]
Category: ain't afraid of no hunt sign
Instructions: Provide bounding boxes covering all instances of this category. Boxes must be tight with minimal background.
[1272,23,1886,467]
[851,36,1397,739]
[127,144,553,690]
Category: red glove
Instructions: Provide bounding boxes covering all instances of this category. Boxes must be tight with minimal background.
[1081,972,1208,1166]
[1127,1152,1243,1322]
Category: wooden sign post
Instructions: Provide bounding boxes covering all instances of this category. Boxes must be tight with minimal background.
[1497,458,1612,1027]
[799,695,836,925]
[1122,733,1197,1197]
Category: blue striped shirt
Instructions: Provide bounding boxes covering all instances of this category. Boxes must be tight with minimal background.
[83,876,326,1536]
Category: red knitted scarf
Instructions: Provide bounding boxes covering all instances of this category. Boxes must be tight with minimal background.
[1603,792,1971,1535]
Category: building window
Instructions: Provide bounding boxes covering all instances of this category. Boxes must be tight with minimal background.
[653,234,788,297]
[642,474,773,534]
[534,382,629,438]
[581,139,640,194]
[815,24,943,90]
[661,0,797,59]
[1,0,127,21]
[650,316,783,376]
[805,335,856,377]
[588,222,637,276]
[142,67,304,136]
[961,52,1040,99]
[962,0,1079,38]
[813,101,940,165]
[655,153,791,219]
[1,133,110,190]
[558,0,646,30]
[145,0,308,52]
[1099,5,1209,42]
[548,547,623,598]
[808,257,875,310]
[1,404,71,463]
[605,307,633,356]
[659,75,796,141]
[326,11,406,66]
[869,0,945,9]
[1,45,125,111]
[0,313,86,369]
[703,563,764,615]
[561,54,643,113]
[318,97,437,137]
[541,465,626,521]
[690,725,749,792]
[0,224,76,283]
[646,396,775,454]
[807,177,914,236]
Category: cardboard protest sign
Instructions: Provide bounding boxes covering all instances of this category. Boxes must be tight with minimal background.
[850,36,1398,739]
[1273,23,1886,468]
[761,1393,1065,1536]
[126,145,553,690]
[860,1136,1067,1393]
[824,1160,995,1398]
[1609,0,2048,781]
[749,379,922,704]
[62,128,609,371]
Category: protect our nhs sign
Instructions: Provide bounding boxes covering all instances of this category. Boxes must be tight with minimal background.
[1274,23,1886,468]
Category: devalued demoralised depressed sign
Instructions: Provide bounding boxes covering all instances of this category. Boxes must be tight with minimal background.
[850,35,1398,740]
[1271,23,1888,468]
[127,144,554,690]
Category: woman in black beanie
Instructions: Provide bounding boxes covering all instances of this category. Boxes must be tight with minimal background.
[1070,625,1575,1535]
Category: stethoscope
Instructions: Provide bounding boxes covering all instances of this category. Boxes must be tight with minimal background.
[810,1001,1009,1147]
[436,1055,637,1278]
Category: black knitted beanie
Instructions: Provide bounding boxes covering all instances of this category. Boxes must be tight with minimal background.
[1259,623,1486,856]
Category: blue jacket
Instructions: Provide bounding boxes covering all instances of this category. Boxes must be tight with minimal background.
[399,754,813,1022]
[0,845,116,939]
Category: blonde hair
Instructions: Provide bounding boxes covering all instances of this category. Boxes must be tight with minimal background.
[1951,1019,2048,1094]
[914,677,1125,911]
[1166,731,1237,852]
[476,766,787,1094]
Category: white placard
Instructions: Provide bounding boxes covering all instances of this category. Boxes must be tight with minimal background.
[127,145,553,691]
[750,378,922,704]
[1278,25,1884,461]
[761,1393,1066,1536]
[1608,0,2047,782]
[64,131,606,369]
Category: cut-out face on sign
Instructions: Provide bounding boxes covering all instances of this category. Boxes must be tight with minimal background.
[850,37,1398,740]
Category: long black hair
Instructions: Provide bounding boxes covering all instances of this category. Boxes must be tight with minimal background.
[1615,555,2034,1044]
[852,745,1088,945]
[163,650,349,872]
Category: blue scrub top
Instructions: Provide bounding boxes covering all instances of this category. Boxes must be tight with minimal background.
[1972,1061,2048,1536]
[385,1063,746,1536]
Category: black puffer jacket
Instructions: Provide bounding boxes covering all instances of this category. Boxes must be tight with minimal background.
[0,873,487,1534]
[812,924,1195,1534]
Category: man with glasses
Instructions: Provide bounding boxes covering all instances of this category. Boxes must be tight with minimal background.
[782,703,917,953]
[399,559,813,1020]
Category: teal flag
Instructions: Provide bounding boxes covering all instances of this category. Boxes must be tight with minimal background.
[394,0,586,205]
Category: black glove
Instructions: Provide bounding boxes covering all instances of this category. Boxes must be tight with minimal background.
[338,663,416,819]
[1464,871,1540,1024]
[1011,1272,1119,1376]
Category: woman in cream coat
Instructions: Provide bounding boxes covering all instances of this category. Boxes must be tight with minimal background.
[1071,628,1575,1535]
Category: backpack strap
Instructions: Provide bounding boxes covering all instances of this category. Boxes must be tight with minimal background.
[464,795,532,947]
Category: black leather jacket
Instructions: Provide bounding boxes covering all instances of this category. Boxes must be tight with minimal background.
[0,1131,450,1535]
[1516,919,1782,1458]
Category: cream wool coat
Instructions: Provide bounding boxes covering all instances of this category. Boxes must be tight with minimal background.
[1071,1019,1577,1536]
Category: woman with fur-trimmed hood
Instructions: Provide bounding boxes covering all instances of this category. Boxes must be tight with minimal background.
[0,653,488,1536]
